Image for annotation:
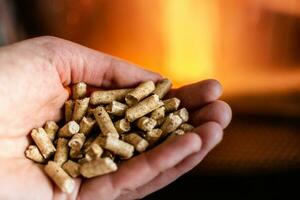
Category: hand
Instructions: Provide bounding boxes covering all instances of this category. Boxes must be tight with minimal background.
[0,36,232,200]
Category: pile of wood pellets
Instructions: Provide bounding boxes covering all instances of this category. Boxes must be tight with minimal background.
[25,79,194,193]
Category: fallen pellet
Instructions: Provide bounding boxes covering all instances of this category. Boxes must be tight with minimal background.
[90,89,131,105]
[80,157,117,178]
[31,128,56,159]
[114,119,131,134]
[126,94,163,122]
[106,101,128,116]
[163,98,180,112]
[93,106,119,138]
[25,145,45,163]
[79,117,96,136]
[64,100,74,122]
[136,117,157,132]
[62,160,81,178]
[152,79,172,99]
[44,121,59,141]
[54,138,69,166]
[72,82,87,100]
[125,81,155,105]
[72,97,90,122]
[58,121,80,138]
[123,133,149,153]
[44,161,75,193]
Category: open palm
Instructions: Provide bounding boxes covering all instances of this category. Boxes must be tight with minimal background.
[0,37,231,200]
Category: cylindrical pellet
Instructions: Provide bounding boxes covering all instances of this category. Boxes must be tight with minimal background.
[150,106,165,125]
[180,123,194,132]
[72,82,87,100]
[62,160,81,178]
[173,108,189,123]
[68,133,86,150]
[44,161,75,193]
[125,94,163,122]
[31,128,56,159]
[72,97,90,122]
[123,133,149,153]
[79,117,96,136]
[145,129,162,145]
[161,114,183,137]
[114,119,131,134]
[125,81,155,105]
[152,79,172,99]
[25,145,45,163]
[136,117,157,132]
[93,106,119,138]
[90,89,131,105]
[80,157,117,178]
[58,121,80,138]
[85,143,103,161]
[44,121,59,141]
[64,100,74,122]
[97,136,134,159]
[54,138,69,165]
[163,98,180,112]
[106,101,128,116]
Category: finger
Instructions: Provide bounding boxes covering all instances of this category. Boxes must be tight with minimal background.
[131,122,223,199]
[167,79,223,110]
[79,133,201,200]
[190,100,232,128]
[35,36,161,88]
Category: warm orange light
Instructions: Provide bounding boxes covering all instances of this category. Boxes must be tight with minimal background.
[161,1,219,87]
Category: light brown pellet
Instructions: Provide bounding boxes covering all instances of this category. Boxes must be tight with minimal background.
[80,157,117,178]
[125,81,155,105]
[58,121,80,138]
[126,94,163,122]
[62,160,81,178]
[180,123,194,132]
[114,119,131,134]
[150,106,165,126]
[163,98,180,112]
[65,100,74,122]
[54,138,69,166]
[44,161,75,193]
[106,101,128,116]
[93,106,119,138]
[90,89,131,105]
[152,79,172,99]
[25,145,46,163]
[79,117,96,136]
[72,97,90,122]
[72,82,87,100]
[31,128,56,159]
[173,108,189,123]
[136,117,157,132]
[161,114,183,138]
[44,121,59,141]
[123,133,149,153]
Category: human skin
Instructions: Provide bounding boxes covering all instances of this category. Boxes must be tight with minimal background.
[0,36,231,200]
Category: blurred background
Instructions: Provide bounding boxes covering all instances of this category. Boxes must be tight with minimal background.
[1,0,300,199]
